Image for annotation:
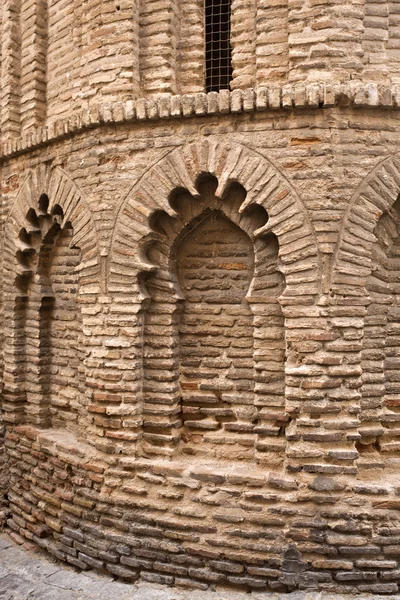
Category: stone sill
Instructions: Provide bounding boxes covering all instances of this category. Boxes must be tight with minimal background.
[1,82,399,161]
[11,424,299,490]
[9,425,400,499]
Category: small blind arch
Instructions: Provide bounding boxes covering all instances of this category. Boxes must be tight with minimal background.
[205,0,233,92]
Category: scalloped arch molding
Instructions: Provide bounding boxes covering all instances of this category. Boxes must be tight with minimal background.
[109,140,322,296]
[6,148,400,298]
[3,164,99,271]
[333,153,400,292]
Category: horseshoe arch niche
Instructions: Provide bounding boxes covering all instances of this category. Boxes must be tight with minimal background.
[3,195,83,431]
[138,175,286,465]
[2,166,99,439]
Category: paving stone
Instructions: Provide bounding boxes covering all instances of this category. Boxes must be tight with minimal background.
[44,570,101,592]
[27,586,83,600]
[0,540,12,552]
[1,549,60,579]
[0,574,35,599]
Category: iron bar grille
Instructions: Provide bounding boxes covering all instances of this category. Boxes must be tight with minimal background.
[205,0,233,92]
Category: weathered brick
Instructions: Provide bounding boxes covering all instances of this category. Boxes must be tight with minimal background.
[3,4,400,595]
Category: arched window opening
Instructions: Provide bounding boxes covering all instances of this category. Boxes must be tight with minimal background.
[205,0,233,92]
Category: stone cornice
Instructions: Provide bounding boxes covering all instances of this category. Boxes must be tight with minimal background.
[1,82,400,161]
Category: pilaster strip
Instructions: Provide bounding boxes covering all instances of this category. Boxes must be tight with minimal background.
[363,0,389,81]
[256,0,289,85]
[1,0,21,139]
[231,0,257,89]
[20,0,47,132]
[176,0,205,94]
[139,0,179,96]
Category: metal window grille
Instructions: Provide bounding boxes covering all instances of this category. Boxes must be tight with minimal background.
[205,0,233,93]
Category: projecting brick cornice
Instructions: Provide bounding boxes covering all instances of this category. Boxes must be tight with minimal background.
[0,82,399,160]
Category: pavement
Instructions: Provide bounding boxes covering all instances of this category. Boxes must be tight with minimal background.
[1,531,400,600]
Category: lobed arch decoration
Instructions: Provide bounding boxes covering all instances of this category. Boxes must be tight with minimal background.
[139,175,286,462]
[333,154,400,465]
[332,153,400,294]
[109,140,321,297]
[109,140,321,461]
[2,165,100,432]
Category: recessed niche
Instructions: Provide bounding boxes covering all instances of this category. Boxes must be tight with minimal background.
[140,176,286,465]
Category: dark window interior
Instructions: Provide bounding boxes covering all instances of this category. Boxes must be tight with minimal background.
[205,0,233,92]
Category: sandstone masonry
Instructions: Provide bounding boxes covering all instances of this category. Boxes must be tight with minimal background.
[2,0,400,595]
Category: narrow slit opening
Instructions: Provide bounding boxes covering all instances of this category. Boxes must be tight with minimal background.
[205,0,233,92]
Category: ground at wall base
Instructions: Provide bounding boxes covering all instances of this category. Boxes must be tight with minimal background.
[0,532,399,600]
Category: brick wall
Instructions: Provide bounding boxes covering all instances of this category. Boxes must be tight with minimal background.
[47,225,82,431]
[47,0,77,122]
[2,0,400,592]
[178,213,256,451]
[0,114,400,591]
[2,1,400,140]
[139,179,285,462]
[361,197,400,466]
